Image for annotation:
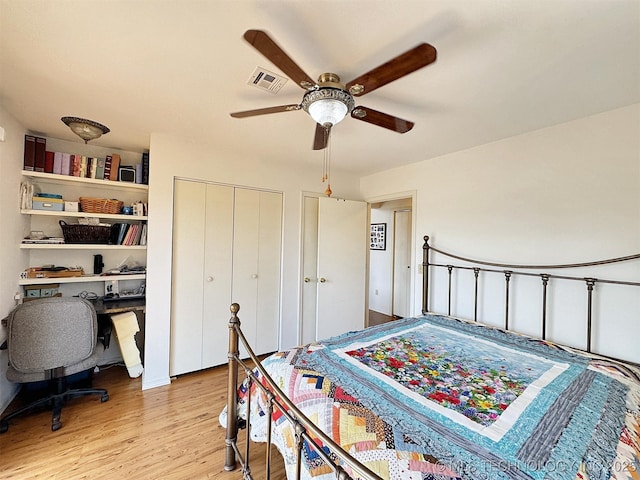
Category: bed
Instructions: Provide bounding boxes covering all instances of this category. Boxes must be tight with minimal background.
[222,236,640,480]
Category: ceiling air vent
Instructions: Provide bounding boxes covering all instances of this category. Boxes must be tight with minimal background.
[247,67,288,94]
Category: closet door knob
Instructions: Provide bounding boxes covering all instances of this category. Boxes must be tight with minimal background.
[251,274,258,279]
[206,276,213,282]
[304,277,311,283]
[319,277,326,283]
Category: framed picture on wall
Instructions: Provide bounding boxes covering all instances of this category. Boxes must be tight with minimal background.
[370,223,386,250]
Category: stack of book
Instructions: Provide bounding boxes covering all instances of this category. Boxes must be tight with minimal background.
[23,135,46,172]
[23,136,150,184]
[110,223,147,246]
[21,236,65,245]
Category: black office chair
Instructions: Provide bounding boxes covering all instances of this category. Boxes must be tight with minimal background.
[0,297,109,433]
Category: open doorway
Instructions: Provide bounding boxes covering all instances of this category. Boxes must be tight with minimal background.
[368,196,413,326]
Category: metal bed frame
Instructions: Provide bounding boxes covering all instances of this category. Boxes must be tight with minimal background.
[421,236,640,356]
[225,236,640,480]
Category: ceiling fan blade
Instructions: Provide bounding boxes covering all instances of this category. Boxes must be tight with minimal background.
[351,106,414,133]
[230,104,300,118]
[346,43,437,97]
[313,123,330,150]
[244,30,316,90]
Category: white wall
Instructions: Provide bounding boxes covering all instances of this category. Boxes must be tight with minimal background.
[369,208,394,315]
[0,107,28,412]
[142,133,363,389]
[361,104,640,363]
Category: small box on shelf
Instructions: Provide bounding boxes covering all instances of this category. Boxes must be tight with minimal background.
[25,267,84,279]
[24,283,60,298]
[64,201,79,212]
[32,196,64,211]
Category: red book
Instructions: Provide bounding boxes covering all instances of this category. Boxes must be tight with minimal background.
[44,151,55,173]
[34,136,46,172]
[23,135,36,171]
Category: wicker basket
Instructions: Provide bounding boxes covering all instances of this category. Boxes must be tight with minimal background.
[59,220,112,244]
[79,197,124,214]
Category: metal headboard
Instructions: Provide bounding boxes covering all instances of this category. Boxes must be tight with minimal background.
[421,235,640,355]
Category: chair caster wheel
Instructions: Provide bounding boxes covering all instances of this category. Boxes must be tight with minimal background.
[52,421,62,432]
[0,422,8,434]
[101,394,109,402]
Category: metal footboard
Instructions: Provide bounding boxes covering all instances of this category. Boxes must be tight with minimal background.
[225,303,383,480]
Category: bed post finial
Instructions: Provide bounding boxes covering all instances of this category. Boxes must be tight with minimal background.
[225,303,241,472]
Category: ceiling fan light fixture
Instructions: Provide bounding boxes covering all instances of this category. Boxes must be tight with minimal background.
[301,88,354,126]
[61,116,110,143]
[308,99,348,126]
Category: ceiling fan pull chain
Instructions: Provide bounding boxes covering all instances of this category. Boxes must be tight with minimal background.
[324,126,332,197]
[321,125,329,182]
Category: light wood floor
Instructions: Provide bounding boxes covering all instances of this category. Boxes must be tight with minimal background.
[0,363,282,479]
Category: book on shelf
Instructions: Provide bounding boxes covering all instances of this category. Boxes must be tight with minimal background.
[142,152,149,185]
[132,223,143,245]
[34,136,46,172]
[123,223,137,245]
[22,237,65,244]
[79,156,88,178]
[61,152,72,175]
[88,157,98,178]
[104,155,112,180]
[23,135,36,171]
[110,223,129,245]
[95,157,106,180]
[109,154,120,181]
[139,223,147,246]
[109,222,145,246]
[53,151,63,175]
[134,223,144,245]
[44,151,54,173]
[71,154,81,176]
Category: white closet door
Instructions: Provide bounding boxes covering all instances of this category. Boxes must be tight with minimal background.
[315,197,368,340]
[301,197,319,345]
[201,183,234,368]
[232,189,260,355]
[170,179,206,376]
[233,188,282,357]
[172,181,282,374]
[255,191,282,354]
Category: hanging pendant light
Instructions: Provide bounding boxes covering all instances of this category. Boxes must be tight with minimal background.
[61,116,110,143]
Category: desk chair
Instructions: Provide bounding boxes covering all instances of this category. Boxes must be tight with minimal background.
[0,297,109,433]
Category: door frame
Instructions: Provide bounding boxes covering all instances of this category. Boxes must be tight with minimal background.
[366,190,417,320]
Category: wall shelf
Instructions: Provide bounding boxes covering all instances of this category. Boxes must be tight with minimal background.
[20,244,146,250]
[21,209,147,221]
[22,170,148,191]
[19,273,146,286]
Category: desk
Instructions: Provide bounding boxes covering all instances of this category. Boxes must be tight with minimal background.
[92,298,146,314]
[92,298,145,374]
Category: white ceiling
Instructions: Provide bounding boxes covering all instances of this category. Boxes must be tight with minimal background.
[1,0,639,177]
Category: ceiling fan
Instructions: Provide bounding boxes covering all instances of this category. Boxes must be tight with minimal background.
[231,30,437,150]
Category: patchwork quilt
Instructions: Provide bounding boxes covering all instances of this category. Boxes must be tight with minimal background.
[225,314,640,480]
